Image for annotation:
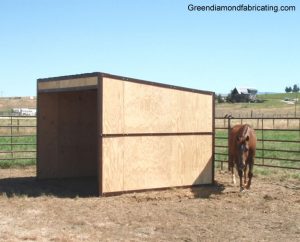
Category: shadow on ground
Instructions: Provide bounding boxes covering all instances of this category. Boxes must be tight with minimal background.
[0,176,226,199]
[0,176,98,198]
[190,181,225,199]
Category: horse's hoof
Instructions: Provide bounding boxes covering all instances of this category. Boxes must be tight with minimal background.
[240,187,245,192]
[244,183,250,189]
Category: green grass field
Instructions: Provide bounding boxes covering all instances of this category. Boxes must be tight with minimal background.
[0,135,36,168]
[257,92,299,101]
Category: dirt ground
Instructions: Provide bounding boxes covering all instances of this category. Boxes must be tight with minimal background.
[0,167,299,241]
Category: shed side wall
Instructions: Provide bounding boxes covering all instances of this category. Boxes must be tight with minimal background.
[103,77,212,134]
[101,77,213,193]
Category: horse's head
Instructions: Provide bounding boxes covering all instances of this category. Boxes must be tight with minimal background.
[236,135,250,170]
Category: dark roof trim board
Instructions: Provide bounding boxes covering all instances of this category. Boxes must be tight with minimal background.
[37,72,214,96]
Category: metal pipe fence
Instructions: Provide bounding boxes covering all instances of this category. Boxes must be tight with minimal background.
[0,116,36,167]
[215,117,300,170]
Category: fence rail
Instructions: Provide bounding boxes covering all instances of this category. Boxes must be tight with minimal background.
[215,117,300,170]
[0,116,299,170]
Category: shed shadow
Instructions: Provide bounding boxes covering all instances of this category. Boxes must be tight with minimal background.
[0,176,98,198]
[190,158,225,199]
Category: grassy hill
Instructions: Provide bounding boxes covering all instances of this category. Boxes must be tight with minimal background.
[258,92,299,102]
[216,92,299,118]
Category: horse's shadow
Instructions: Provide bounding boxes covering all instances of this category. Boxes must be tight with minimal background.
[0,176,98,198]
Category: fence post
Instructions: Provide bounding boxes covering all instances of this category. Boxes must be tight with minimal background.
[17,119,19,133]
[225,117,231,171]
[261,117,264,165]
[299,119,300,140]
[10,116,13,160]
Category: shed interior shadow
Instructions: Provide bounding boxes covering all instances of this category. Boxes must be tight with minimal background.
[37,89,98,180]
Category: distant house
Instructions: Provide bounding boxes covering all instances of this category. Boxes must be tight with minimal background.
[231,87,257,102]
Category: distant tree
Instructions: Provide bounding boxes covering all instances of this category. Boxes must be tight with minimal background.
[292,84,299,93]
[217,94,224,103]
[285,86,292,92]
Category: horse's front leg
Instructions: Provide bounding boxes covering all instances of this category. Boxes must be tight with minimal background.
[231,166,236,185]
[229,155,236,184]
[238,168,244,192]
[245,158,254,189]
[243,164,247,187]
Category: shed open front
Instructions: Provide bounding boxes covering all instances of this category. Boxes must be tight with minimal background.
[37,75,99,195]
[37,72,214,196]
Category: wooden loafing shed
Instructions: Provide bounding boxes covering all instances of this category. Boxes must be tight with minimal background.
[37,72,215,196]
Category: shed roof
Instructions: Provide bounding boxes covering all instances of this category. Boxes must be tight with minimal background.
[37,72,214,96]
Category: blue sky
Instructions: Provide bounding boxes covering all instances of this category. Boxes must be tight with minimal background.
[0,0,299,96]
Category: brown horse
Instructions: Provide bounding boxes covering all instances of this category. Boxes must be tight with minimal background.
[228,124,256,191]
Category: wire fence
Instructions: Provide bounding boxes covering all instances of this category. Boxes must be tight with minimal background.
[215,117,300,170]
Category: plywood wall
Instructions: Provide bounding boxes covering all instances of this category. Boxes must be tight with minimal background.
[103,77,213,134]
[38,90,98,179]
[102,135,212,193]
[101,77,213,194]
